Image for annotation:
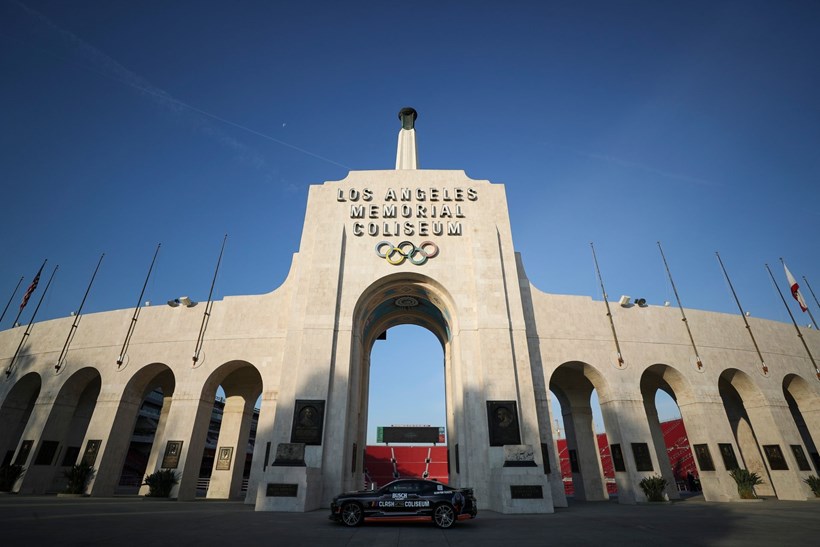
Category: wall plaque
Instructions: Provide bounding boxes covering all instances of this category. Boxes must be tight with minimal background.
[631,443,653,472]
[216,446,233,471]
[81,440,101,467]
[486,401,521,447]
[510,485,543,499]
[34,440,59,466]
[791,445,811,471]
[161,440,183,469]
[693,444,715,471]
[610,444,626,472]
[763,445,788,470]
[718,443,739,470]
[14,440,33,466]
[503,444,537,467]
[266,483,298,497]
[290,400,325,445]
[272,443,306,466]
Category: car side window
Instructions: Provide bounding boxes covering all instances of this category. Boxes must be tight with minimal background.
[387,481,421,493]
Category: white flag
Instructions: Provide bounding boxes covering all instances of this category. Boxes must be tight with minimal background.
[784,263,808,312]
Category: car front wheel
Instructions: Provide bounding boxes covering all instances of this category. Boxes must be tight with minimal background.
[341,502,363,527]
[433,503,456,529]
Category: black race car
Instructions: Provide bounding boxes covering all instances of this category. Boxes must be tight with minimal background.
[330,478,477,528]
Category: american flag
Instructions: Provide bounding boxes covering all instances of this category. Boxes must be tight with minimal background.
[19,263,44,311]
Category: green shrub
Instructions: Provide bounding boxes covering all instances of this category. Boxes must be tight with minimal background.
[143,469,180,498]
[0,464,25,492]
[803,475,820,497]
[638,474,668,502]
[729,468,764,499]
[62,463,95,495]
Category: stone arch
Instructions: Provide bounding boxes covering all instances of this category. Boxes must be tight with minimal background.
[783,373,820,473]
[198,360,263,500]
[639,363,697,500]
[549,361,612,501]
[89,362,176,496]
[343,272,458,494]
[0,372,42,472]
[17,366,101,494]
[718,368,775,497]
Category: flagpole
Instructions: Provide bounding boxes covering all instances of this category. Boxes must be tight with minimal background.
[765,263,819,381]
[780,258,818,329]
[658,242,703,370]
[193,234,227,365]
[715,252,768,375]
[11,259,47,328]
[0,276,24,326]
[590,242,625,368]
[117,244,161,367]
[5,264,59,378]
[55,253,105,372]
[803,276,820,322]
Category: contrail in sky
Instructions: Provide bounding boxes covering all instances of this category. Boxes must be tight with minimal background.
[7,0,350,171]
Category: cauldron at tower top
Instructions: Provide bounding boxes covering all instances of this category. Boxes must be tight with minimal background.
[399,107,417,130]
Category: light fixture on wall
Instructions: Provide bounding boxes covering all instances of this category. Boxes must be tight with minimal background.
[167,296,196,308]
[635,298,647,307]
[618,295,631,307]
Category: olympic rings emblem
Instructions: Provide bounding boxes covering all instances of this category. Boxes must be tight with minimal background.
[375,241,439,265]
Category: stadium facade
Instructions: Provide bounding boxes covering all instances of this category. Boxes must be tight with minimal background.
[1,109,818,512]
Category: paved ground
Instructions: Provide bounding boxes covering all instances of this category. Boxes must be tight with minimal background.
[1,494,819,546]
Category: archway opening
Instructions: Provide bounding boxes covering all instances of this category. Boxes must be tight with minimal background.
[116,367,175,494]
[783,374,819,473]
[718,370,776,497]
[195,363,262,500]
[0,373,41,470]
[365,324,447,488]
[640,365,696,500]
[349,275,455,492]
[549,363,612,500]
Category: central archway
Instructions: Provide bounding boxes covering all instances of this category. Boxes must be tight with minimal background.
[344,273,460,493]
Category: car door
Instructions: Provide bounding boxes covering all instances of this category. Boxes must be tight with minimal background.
[379,480,420,515]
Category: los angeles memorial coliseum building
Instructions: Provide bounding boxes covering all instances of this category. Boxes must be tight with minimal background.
[1,109,818,513]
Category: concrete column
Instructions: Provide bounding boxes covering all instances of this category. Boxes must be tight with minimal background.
[676,400,740,501]
[745,401,814,500]
[643,398,680,500]
[244,391,276,505]
[16,399,76,494]
[138,394,173,496]
[538,393,567,507]
[564,404,607,501]
[735,416,775,496]
[0,396,36,466]
[207,395,254,499]
[599,398,663,504]
[86,397,140,496]
[794,402,820,470]
[155,396,213,500]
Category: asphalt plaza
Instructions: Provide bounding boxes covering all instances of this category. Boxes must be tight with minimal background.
[1,494,819,546]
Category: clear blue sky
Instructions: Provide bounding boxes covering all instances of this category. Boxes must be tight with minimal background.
[2,1,818,444]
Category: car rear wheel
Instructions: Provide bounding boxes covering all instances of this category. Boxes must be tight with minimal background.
[341,502,363,527]
[433,503,456,529]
